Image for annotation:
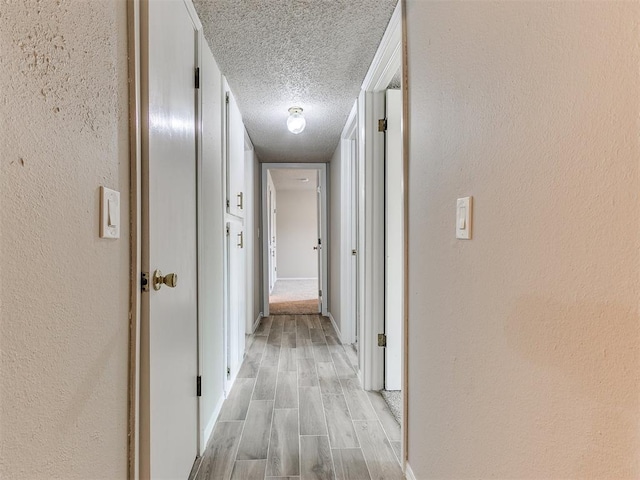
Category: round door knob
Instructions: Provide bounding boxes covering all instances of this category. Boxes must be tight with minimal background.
[153,270,178,290]
[163,273,178,288]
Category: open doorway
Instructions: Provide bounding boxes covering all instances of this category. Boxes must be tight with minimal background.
[262,163,328,318]
[268,168,319,314]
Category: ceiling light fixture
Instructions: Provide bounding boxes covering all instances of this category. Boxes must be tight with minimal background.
[286,107,306,134]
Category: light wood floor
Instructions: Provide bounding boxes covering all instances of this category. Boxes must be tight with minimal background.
[196,315,404,480]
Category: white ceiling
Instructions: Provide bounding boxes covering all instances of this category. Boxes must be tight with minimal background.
[193,0,398,163]
[270,169,318,191]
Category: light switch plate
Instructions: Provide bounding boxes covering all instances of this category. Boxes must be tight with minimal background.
[456,196,472,240]
[100,186,120,239]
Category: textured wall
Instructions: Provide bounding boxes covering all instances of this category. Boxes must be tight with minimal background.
[275,190,318,279]
[406,1,640,478]
[1,0,130,478]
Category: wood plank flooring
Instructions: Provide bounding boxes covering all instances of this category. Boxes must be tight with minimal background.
[196,314,404,480]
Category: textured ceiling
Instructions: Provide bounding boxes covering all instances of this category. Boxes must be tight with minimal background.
[270,169,318,191]
[194,0,397,163]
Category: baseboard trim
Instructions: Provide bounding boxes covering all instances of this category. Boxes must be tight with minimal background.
[327,312,343,343]
[252,313,262,333]
[276,277,319,281]
[405,462,417,480]
[203,393,225,450]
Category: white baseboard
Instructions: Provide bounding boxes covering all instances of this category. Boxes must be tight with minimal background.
[276,277,318,281]
[252,313,262,333]
[327,312,343,343]
[202,393,225,452]
[405,462,417,480]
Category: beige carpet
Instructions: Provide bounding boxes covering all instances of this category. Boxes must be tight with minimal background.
[269,299,319,315]
[269,279,319,315]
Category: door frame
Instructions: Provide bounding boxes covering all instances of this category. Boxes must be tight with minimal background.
[339,103,359,348]
[127,0,205,477]
[354,0,408,471]
[261,163,328,318]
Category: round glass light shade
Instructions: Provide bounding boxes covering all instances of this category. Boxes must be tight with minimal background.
[287,108,306,134]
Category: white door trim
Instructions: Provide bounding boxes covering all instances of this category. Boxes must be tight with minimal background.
[356,0,408,472]
[358,0,401,389]
[339,102,358,347]
[261,163,328,318]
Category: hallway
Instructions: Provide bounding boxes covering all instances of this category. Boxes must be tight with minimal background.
[196,315,403,480]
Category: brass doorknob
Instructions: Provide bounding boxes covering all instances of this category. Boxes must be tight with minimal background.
[153,270,178,290]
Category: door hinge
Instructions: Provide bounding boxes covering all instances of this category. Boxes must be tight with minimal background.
[378,118,387,132]
[225,92,229,104]
[227,367,231,378]
[196,375,202,397]
[318,238,322,245]
[319,289,322,297]
[141,272,150,292]
[226,225,230,236]
[195,67,200,89]
[378,333,387,347]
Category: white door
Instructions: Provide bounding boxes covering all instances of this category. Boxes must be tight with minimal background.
[267,178,277,292]
[226,89,245,218]
[143,0,199,477]
[226,221,245,388]
[384,89,403,391]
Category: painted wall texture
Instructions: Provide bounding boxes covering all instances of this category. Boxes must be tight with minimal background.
[406,1,640,478]
[275,189,318,279]
[1,0,130,478]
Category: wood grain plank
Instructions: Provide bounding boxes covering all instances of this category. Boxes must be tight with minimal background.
[236,400,274,460]
[332,448,371,480]
[322,394,359,449]
[275,371,298,408]
[365,392,401,443]
[299,387,327,435]
[237,356,261,379]
[254,317,273,336]
[230,459,267,480]
[278,347,297,373]
[325,334,340,346]
[339,378,377,421]
[309,327,326,344]
[267,409,300,476]
[219,378,256,421]
[297,358,318,387]
[197,421,243,480]
[282,331,297,348]
[331,350,356,378]
[262,344,281,368]
[312,344,331,362]
[353,421,403,480]
[283,317,297,333]
[316,362,342,395]
[253,366,278,400]
[300,436,334,480]
[296,337,314,360]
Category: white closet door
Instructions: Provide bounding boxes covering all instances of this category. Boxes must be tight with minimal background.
[226,90,245,218]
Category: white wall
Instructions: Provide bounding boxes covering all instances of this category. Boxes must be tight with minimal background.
[406,1,640,477]
[275,189,318,279]
[1,0,130,478]
[198,39,225,450]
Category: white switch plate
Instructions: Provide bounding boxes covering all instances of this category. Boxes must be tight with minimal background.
[456,196,472,240]
[100,186,120,239]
